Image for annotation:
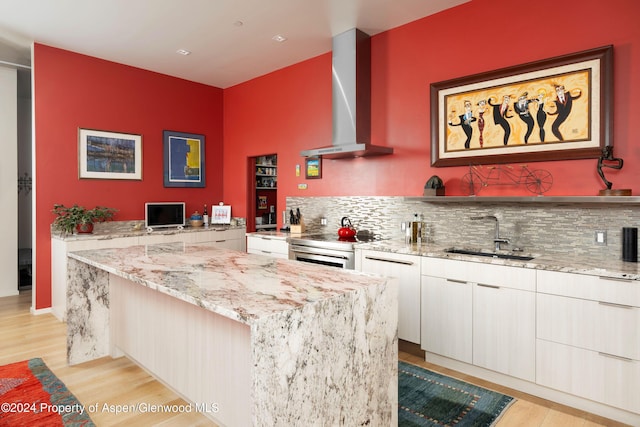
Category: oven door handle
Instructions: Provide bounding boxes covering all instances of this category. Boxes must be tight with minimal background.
[291,249,349,260]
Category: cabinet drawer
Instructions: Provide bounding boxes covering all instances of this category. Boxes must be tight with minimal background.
[361,250,420,269]
[537,270,640,307]
[191,228,245,243]
[140,233,177,244]
[247,249,289,259]
[537,293,639,360]
[537,339,640,414]
[246,236,289,256]
[421,257,535,291]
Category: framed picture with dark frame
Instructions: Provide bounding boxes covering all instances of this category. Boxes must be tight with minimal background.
[305,157,322,179]
[431,45,613,167]
[78,128,142,180]
[163,130,205,187]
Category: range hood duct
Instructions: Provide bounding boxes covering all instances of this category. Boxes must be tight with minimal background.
[300,29,393,159]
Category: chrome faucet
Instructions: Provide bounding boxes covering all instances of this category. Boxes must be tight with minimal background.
[471,215,510,251]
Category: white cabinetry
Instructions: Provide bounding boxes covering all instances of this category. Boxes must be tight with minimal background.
[138,228,245,250]
[246,234,289,259]
[536,270,640,413]
[421,271,472,363]
[473,275,536,382]
[359,250,421,344]
[420,257,536,381]
[198,228,246,251]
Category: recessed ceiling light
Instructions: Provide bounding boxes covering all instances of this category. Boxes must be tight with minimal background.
[272,34,287,42]
[176,49,191,56]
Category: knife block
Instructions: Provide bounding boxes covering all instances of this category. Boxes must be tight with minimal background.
[290,221,305,234]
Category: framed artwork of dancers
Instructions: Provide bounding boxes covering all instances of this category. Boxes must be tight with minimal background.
[430,45,612,167]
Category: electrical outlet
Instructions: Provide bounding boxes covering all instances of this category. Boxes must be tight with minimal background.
[595,230,607,245]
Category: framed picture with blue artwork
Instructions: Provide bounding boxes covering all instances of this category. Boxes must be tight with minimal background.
[163,130,205,187]
[78,128,142,180]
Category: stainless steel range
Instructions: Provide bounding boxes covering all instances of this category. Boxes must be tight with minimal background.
[289,233,381,269]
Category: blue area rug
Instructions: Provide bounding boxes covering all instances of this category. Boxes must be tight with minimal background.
[399,361,515,426]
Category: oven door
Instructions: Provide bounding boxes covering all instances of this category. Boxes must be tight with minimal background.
[290,245,355,269]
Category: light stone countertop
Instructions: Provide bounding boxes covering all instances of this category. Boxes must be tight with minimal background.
[67,241,391,325]
[355,239,640,281]
[53,223,246,241]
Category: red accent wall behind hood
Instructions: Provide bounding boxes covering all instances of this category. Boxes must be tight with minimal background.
[223,0,640,218]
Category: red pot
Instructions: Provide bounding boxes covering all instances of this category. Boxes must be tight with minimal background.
[76,222,94,234]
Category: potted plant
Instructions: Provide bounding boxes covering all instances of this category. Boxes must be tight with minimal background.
[52,204,117,235]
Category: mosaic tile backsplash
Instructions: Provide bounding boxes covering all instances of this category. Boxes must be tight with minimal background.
[286,196,640,259]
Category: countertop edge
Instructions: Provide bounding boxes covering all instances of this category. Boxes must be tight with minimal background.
[53,224,247,242]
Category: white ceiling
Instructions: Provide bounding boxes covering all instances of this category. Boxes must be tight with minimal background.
[0,0,468,88]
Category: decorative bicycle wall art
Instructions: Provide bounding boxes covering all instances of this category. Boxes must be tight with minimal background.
[460,164,553,196]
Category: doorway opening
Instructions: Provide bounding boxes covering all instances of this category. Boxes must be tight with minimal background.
[247,154,277,232]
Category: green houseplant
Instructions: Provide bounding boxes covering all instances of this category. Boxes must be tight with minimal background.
[52,204,117,235]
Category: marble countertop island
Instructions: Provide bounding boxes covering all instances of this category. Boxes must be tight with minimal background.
[67,241,393,324]
[66,242,398,426]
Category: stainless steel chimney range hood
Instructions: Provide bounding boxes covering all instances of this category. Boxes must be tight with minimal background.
[300,29,393,159]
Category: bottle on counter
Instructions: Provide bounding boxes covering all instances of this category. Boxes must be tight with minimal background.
[203,204,209,227]
[411,213,420,243]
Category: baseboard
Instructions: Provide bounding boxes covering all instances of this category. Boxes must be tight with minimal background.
[30,306,52,316]
[425,352,640,426]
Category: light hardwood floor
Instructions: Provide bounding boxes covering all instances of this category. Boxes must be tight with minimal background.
[1,291,628,426]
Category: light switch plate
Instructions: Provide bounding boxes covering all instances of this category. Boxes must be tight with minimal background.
[595,230,607,245]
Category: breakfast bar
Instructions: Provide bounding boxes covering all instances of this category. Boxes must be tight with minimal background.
[65,242,398,426]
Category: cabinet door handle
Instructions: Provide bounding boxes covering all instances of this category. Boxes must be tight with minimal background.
[261,250,272,254]
[364,256,414,266]
[446,279,467,284]
[598,301,634,309]
[261,237,272,241]
[598,275,632,283]
[598,352,634,362]
[215,240,226,243]
[477,283,500,289]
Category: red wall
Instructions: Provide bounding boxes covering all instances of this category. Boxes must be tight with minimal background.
[34,44,224,309]
[32,0,640,309]
[223,0,640,219]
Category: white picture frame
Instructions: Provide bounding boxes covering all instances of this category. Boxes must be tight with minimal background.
[211,205,231,224]
[79,128,142,179]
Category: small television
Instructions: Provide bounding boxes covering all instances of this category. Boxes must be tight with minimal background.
[145,202,185,229]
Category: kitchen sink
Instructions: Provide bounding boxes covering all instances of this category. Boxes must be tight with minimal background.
[444,248,536,261]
